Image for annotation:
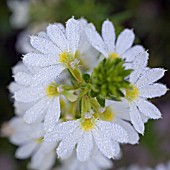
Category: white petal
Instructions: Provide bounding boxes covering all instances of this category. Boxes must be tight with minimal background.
[14,72,32,86]
[31,65,65,86]
[66,18,80,53]
[106,100,130,121]
[139,83,167,98]
[115,118,139,144]
[121,45,145,62]
[129,68,143,84]
[14,101,34,115]
[14,86,45,102]
[47,24,68,51]
[85,24,108,56]
[15,142,37,159]
[92,127,117,158]
[23,53,57,67]
[30,36,61,55]
[10,133,30,145]
[8,82,24,93]
[77,132,93,161]
[30,149,56,170]
[44,97,60,132]
[44,120,79,142]
[102,20,115,52]
[132,51,148,70]
[129,103,144,134]
[38,31,49,40]
[38,141,57,154]
[136,68,166,88]
[24,97,48,124]
[12,61,29,74]
[57,127,82,159]
[30,123,44,139]
[115,29,135,55]
[96,120,128,143]
[137,98,162,119]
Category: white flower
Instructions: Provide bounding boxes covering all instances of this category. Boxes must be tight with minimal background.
[14,72,61,132]
[22,18,81,84]
[58,148,113,170]
[125,67,167,134]
[105,100,139,145]
[22,18,99,78]
[8,62,39,116]
[45,118,129,161]
[85,19,145,66]
[5,117,57,170]
[7,0,30,28]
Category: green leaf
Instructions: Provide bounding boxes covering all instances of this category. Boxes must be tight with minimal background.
[83,73,90,83]
[97,96,105,107]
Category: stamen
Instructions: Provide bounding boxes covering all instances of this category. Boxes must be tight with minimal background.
[46,82,59,97]
[126,85,139,102]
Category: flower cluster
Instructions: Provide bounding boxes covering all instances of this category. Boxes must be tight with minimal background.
[5,17,167,170]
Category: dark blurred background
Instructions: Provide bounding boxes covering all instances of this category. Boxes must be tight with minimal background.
[0,0,170,169]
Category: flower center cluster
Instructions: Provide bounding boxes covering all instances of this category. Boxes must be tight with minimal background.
[59,52,74,66]
[126,85,139,101]
[80,118,95,131]
[99,107,114,121]
[46,82,59,97]
[109,52,119,59]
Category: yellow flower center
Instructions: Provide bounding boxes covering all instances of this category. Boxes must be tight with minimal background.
[59,52,74,66]
[35,138,43,144]
[80,118,95,131]
[126,85,139,102]
[99,107,114,121]
[46,82,59,97]
[109,52,119,59]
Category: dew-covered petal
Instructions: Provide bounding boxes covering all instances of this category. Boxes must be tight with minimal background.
[106,100,130,121]
[57,128,82,159]
[44,97,60,132]
[96,120,128,143]
[139,83,167,98]
[31,65,65,86]
[85,24,108,57]
[47,24,68,51]
[23,97,48,124]
[102,20,115,53]
[38,31,49,40]
[44,120,79,142]
[129,69,143,85]
[76,132,93,161]
[136,68,166,88]
[129,103,144,134]
[15,142,37,159]
[121,45,145,62]
[14,86,45,102]
[92,127,117,158]
[23,53,58,67]
[66,18,80,54]
[115,118,139,144]
[30,36,61,55]
[137,98,162,119]
[115,29,135,55]
[14,72,33,86]
[131,51,148,70]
